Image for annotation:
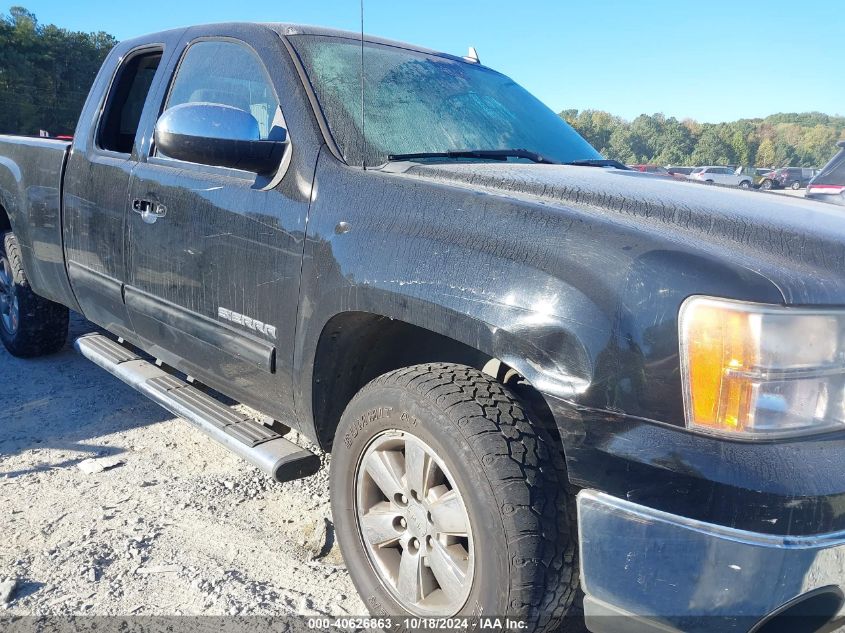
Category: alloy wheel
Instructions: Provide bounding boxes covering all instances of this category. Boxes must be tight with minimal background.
[355,430,474,615]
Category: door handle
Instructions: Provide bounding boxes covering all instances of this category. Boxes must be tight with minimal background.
[132,199,167,224]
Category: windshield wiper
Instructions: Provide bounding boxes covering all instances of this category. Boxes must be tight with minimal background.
[387,151,630,169]
[387,148,560,165]
[563,158,630,170]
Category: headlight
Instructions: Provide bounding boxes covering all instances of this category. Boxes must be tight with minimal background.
[679,296,845,438]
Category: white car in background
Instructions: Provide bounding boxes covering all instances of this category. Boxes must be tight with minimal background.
[688,166,753,188]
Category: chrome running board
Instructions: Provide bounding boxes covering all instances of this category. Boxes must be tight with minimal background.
[74,333,320,482]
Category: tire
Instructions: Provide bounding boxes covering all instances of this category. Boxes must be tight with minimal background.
[739,180,751,189]
[761,179,773,190]
[331,363,577,632]
[705,179,714,184]
[0,231,68,357]
[791,180,801,190]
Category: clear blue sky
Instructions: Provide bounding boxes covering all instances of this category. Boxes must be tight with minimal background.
[15,0,845,122]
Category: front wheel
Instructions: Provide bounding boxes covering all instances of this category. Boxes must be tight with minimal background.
[739,180,751,189]
[331,363,577,632]
[791,180,801,190]
[0,231,68,357]
[760,179,773,190]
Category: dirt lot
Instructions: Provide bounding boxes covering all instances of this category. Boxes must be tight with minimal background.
[0,312,365,617]
[767,187,806,198]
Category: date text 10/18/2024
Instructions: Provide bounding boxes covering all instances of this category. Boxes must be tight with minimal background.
[306,618,530,630]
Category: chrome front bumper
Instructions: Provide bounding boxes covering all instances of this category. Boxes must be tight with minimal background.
[578,490,845,633]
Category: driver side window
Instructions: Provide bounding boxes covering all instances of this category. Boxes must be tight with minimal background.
[165,40,280,141]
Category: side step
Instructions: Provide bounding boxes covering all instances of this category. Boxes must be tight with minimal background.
[74,333,320,482]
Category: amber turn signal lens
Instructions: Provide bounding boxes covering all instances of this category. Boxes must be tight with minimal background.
[682,302,759,433]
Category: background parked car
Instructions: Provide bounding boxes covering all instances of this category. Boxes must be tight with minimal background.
[629,164,674,178]
[736,166,770,188]
[688,166,753,188]
[759,167,818,190]
[806,141,845,206]
[753,167,773,187]
[666,165,695,179]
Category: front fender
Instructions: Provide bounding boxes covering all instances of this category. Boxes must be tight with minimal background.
[293,155,614,435]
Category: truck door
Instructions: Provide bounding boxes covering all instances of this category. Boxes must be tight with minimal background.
[124,37,306,421]
[63,44,173,338]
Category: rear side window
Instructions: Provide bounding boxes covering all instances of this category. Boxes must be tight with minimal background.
[98,49,163,154]
[164,40,280,140]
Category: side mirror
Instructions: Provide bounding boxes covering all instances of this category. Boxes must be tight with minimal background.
[154,102,286,174]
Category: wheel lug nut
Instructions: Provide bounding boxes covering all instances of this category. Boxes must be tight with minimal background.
[399,518,407,528]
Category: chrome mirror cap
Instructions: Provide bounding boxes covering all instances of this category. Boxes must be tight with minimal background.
[155,103,286,173]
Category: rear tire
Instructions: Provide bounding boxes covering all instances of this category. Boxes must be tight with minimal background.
[330,363,577,632]
[791,180,801,190]
[0,231,68,357]
[761,179,773,190]
[739,180,751,189]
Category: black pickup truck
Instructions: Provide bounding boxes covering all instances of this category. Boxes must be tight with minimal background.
[1,22,844,633]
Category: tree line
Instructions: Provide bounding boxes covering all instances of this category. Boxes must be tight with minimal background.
[0,6,115,136]
[560,109,845,169]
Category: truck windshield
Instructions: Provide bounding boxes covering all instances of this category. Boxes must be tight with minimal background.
[289,35,601,167]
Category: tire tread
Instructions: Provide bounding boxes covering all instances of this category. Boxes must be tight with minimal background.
[356,362,578,631]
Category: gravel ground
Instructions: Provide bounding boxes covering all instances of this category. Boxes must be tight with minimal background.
[767,187,806,198]
[0,312,363,617]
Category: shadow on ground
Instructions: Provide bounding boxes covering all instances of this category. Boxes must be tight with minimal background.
[0,312,171,475]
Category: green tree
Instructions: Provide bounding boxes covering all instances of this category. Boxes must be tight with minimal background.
[799,124,838,166]
[0,6,117,135]
[628,114,663,162]
[562,109,622,156]
[606,126,638,164]
[561,109,844,168]
[756,138,776,167]
[654,118,695,165]
[691,126,734,165]
[773,139,797,167]
[730,129,751,166]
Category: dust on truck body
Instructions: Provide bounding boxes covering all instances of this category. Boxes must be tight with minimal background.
[0,21,844,633]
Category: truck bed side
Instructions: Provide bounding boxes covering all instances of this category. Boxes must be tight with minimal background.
[0,135,79,312]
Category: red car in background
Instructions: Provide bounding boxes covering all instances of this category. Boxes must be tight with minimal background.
[628,164,675,179]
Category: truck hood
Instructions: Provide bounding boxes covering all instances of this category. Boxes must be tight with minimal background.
[400,162,845,305]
